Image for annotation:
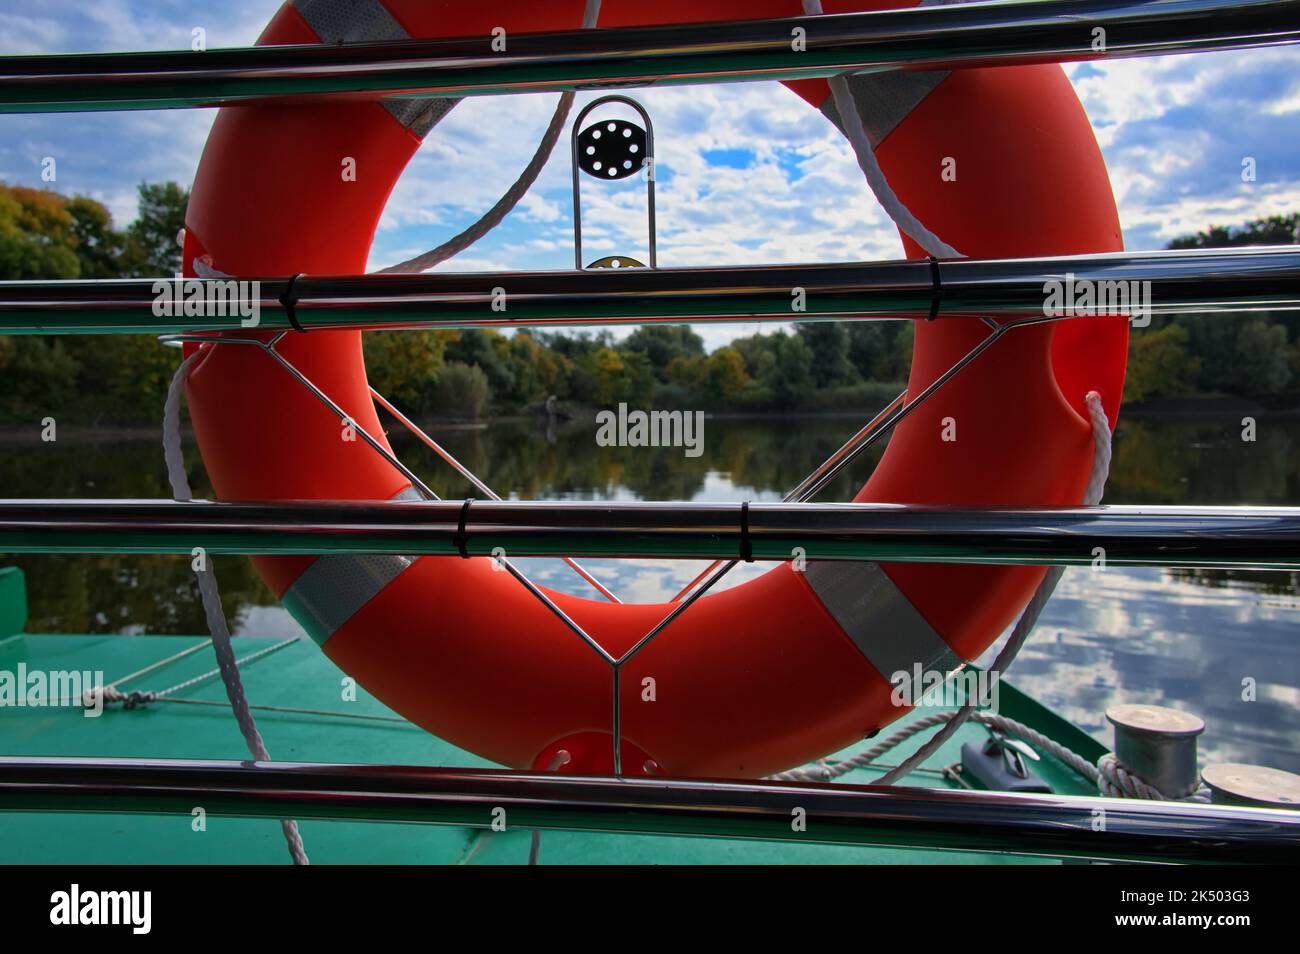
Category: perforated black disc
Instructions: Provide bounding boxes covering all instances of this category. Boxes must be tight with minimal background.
[587,255,646,269]
[577,119,647,180]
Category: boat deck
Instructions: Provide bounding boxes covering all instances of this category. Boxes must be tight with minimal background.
[0,626,1109,864]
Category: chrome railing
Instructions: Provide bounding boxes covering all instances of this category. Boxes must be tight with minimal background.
[1,0,1297,112]
[1,756,1296,864]
[1,499,1298,569]
[1,247,1298,334]
[2,0,1299,855]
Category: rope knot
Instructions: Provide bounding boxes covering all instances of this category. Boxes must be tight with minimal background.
[1096,753,1211,803]
[86,686,158,710]
[122,690,157,710]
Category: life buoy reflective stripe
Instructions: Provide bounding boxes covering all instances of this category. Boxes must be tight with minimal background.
[804,561,964,681]
[182,0,1126,779]
[279,487,422,644]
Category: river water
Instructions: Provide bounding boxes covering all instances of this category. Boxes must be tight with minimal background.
[3,411,1297,773]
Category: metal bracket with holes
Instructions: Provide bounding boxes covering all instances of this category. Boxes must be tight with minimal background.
[571,95,657,270]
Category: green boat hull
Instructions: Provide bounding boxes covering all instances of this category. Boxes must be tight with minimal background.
[0,616,1104,864]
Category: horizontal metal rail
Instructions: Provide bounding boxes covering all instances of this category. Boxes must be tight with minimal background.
[1,247,1297,335]
[1,499,1298,569]
[0,757,1294,863]
[1,0,1297,113]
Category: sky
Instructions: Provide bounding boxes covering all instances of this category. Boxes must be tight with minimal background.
[3,0,1300,351]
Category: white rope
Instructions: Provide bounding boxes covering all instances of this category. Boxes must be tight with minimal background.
[775,708,1212,802]
[773,711,1097,783]
[872,392,1111,786]
[169,0,602,859]
[92,637,300,708]
[378,0,602,274]
[81,639,213,704]
[190,258,223,280]
[785,7,1160,798]
[176,0,1149,825]
[801,0,961,259]
[164,353,310,865]
[387,0,946,272]
[1097,754,1212,803]
[773,397,1207,803]
[778,393,1115,788]
[193,2,601,282]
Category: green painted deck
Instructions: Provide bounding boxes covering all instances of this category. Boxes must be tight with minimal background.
[0,556,1097,868]
[0,623,1098,864]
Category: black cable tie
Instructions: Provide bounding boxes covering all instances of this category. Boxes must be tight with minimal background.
[454,497,475,559]
[280,272,306,333]
[927,255,942,322]
[740,500,754,563]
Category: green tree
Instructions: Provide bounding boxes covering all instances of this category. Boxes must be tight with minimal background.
[760,331,814,408]
[0,337,80,420]
[705,346,749,402]
[666,353,707,396]
[1163,211,1300,400]
[879,321,913,382]
[126,181,189,276]
[1230,320,1291,397]
[432,362,490,419]
[731,332,776,382]
[616,349,656,407]
[444,329,515,407]
[590,347,626,405]
[65,333,179,423]
[796,322,855,388]
[0,185,87,420]
[362,330,449,410]
[0,182,194,423]
[846,322,889,379]
[0,184,83,279]
[1168,212,1298,249]
[504,332,545,405]
[1123,323,1199,403]
[67,196,130,279]
[623,325,705,380]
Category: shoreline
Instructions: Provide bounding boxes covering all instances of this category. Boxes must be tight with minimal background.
[0,396,1296,443]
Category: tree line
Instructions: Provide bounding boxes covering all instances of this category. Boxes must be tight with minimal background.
[1,181,1297,424]
[1124,213,1300,403]
[13,408,1296,634]
[0,181,187,423]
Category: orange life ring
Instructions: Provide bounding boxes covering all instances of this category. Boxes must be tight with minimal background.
[180,0,1127,778]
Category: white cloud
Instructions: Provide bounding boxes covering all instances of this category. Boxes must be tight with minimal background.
[3,3,1299,337]
[0,13,67,52]
[1065,48,1300,249]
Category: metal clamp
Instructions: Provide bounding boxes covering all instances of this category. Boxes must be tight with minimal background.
[454,497,475,559]
[927,256,942,321]
[280,273,306,333]
[740,500,754,562]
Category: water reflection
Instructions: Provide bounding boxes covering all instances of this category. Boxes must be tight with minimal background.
[994,566,1300,772]
[1,411,1296,769]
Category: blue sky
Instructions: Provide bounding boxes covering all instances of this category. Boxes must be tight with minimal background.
[3,0,1300,350]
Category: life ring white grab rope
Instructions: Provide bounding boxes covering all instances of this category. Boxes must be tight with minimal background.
[779,392,1113,786]
[780,708,1214,803]
[379,0,603,274]
[165,0,1115,867]
[802,0,964,259]
[164,350,310,865]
